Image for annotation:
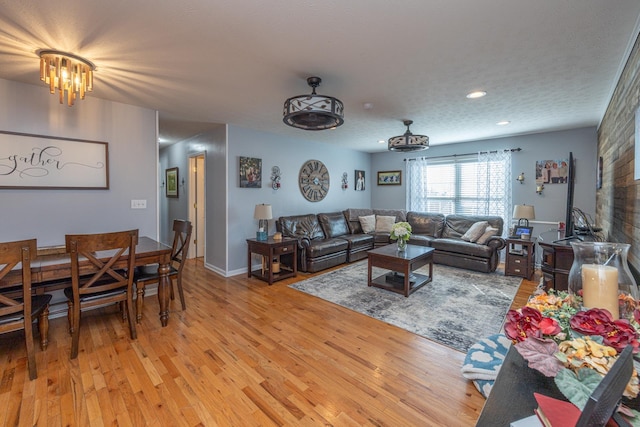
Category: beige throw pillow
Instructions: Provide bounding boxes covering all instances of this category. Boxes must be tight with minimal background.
[461,221,489,242]
[476,226,499,245]
[375,215,396,233]
[359,215,376,233]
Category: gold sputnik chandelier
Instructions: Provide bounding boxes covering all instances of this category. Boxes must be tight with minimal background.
[39,50,95,106]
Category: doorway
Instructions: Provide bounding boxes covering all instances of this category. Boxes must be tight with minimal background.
[188,154,206,259]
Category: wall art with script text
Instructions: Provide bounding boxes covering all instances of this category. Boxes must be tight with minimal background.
[0,131,109,189]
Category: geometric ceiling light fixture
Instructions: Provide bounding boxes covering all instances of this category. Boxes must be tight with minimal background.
[283,76,344,131]
[38,50,95,106]
[388,119,429,152]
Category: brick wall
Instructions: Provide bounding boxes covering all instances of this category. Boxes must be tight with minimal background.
[597,31,640,276]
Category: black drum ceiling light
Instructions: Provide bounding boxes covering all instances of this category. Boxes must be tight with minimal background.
[283,76,344,131]
[388,119,429,152]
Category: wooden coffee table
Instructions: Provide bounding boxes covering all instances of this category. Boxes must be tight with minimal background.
[367,244,434,297]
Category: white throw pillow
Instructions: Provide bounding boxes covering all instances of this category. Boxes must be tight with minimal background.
[476,226,499,245]
[461,221,489,242]
[375,215,396,233]
[359,215,376,233]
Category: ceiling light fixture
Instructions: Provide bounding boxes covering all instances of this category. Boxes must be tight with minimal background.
[283,76,344,131]
[38,50,95,106]
[388,120,429,152]
[497,120,511,126]
[466,90,487,99]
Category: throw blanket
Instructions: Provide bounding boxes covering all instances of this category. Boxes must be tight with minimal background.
[461,334,511,398]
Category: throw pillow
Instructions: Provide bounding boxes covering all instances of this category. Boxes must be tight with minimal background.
[461,221,489,242]
[476,226,499,245]
[358,215,376,233]
[375,215,396,233]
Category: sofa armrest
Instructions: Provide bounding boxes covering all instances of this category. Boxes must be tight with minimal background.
[485,236,506,252]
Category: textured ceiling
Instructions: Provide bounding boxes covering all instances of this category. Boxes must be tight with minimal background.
[0,0,639,152]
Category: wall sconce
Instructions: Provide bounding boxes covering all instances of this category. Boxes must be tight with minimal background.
[536,184,544,195]
[271,166,281,190]
[342,172,348,190]
[516,172,525,184]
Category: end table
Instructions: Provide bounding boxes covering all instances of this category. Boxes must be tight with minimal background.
[505,237,536,279]
[246,237,297,285]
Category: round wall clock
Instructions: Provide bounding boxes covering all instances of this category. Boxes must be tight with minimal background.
[299,159,330,201]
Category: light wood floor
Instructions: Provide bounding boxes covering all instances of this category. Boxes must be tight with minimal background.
[0,259,539,426]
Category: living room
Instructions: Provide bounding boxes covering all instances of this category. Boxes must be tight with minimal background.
[2,2,640,425]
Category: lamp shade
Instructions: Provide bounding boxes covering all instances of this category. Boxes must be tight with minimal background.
[512,204,535,220]
[254,204,273,220]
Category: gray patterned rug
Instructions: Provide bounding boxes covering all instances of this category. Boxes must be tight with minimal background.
[290,261,522,353]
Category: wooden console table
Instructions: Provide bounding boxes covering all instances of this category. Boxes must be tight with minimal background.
[538,240,574,291]
[246,237,297,285]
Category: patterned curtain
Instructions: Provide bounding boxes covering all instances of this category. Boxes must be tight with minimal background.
[477,150,512,234]
[406,157,428,211]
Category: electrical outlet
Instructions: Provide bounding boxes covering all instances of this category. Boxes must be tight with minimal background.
[131,199,147,209]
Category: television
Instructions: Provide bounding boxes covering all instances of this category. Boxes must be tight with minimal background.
[555,152,579,243]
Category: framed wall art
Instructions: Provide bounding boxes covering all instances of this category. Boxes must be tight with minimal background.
[165,167,179,198]
[535,158,569,184]
[0,130,109,189]
[377,170,401,185]
[239,156,262,188]
[597,156,603,189]
[355,170,365,191]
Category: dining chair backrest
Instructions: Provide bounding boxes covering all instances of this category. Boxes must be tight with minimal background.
[170,219,193,273]
[65,230,138,300]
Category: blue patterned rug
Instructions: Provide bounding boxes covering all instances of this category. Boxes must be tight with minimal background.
[289,261,522,353]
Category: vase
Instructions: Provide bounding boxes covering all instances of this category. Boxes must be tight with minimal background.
[568,241,638,320]
[397,239,407,252]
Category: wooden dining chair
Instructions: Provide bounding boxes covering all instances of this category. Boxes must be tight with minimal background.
[64,229,138,359]
[0,239,52,380]
[134,219,192,323]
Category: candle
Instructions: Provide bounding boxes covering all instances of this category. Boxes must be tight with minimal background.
[581,264,619,319]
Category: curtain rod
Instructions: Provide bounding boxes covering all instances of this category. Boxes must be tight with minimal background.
[404,147,521,161]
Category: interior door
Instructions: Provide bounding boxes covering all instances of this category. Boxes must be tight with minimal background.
[188,154,205,258]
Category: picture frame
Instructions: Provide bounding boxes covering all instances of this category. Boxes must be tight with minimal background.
[597,156,603,189]
[165,167,179,198]
[377,170,401,185]
[355,170,365,191]
[239,156,262,188]
[0,130,109,189]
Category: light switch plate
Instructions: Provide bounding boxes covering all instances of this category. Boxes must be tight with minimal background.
[131,199,147,209]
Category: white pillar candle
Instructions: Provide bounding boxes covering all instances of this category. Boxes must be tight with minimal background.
[582,264,619,319]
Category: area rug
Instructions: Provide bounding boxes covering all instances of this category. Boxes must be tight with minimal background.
[289,262,522,353]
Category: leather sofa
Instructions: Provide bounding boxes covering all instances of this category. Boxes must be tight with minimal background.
[277,209,506,273]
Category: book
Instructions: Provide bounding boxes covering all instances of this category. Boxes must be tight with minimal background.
[533,393,581,427]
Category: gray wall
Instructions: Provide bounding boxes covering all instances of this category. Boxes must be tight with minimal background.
[0,78,158,245]
[372,127,598,240]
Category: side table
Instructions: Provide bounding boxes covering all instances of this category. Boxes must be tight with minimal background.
[246,237,297,285]
[505,238,536,280]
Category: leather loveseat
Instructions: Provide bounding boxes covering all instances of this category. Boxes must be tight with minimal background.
[277,209,506,273]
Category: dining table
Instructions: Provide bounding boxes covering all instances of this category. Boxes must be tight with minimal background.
[0,236,174,327]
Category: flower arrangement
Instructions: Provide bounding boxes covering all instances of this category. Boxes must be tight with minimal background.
[504,290,640,413]
[390,221,412,242]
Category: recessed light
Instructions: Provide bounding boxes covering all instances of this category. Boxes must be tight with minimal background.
[378,140,385,144]
[466,91,487,99]
[496,120,510,126]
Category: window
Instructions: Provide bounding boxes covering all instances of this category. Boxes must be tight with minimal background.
[406,151,512,220]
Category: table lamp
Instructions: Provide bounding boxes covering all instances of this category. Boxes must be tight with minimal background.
[254,204,272,241]
[512,204,535,227]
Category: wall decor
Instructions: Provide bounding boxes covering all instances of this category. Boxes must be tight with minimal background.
[165,167,179,198]
[635,105,640,180]
[535,158,569,184]
[271,166,281,190]
[299,159,329,201]
[341,172,348,190]
[377,170,401,185]
[597,156,603,189]
[0,130,108,189]
[239,156,262,188]
[355,170,365,191]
